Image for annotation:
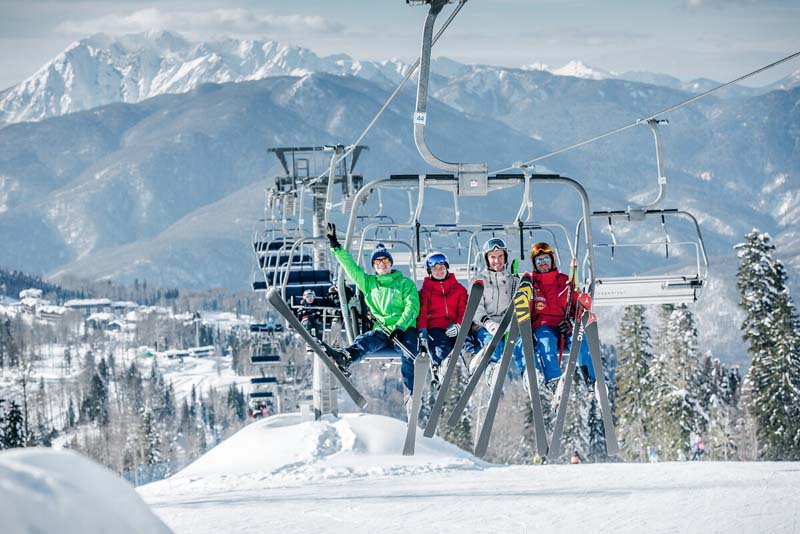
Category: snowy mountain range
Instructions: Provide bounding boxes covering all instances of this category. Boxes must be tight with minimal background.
[0,31,798,364]
[0,31,412,127]
[2,31,798,128]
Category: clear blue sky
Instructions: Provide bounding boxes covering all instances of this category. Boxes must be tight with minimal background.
[1,0,799,90]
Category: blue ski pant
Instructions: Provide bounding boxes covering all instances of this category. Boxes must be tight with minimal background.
[346,327,418,392]
[425,328,454,366]
[475,327,526,374]
[530,325,595,383]
[475,325,596,383]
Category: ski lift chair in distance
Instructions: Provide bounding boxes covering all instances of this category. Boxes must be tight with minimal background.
[578,119,709,307]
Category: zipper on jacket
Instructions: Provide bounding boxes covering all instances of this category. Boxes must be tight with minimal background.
[440,280,450,323]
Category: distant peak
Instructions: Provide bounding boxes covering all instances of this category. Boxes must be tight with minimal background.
[552,60,615,80]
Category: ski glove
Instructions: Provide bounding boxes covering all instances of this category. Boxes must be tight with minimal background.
[388,328,404,343]
[445,323,460,338]
[485,320,500,335]
[326,222,341,249]
[558,319,571,335]
[419,328,428,341]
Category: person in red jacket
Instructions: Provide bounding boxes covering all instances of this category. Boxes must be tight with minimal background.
[417,252,468,382]
[526,242,595,387]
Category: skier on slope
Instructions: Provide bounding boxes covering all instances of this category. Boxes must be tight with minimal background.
[323,223,421,413]
[417,251,469,385]
[525,242,595,389]
[468,238,523,386]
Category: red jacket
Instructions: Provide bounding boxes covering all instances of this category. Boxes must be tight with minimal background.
[417,273,468,330]
[526,267,578,329]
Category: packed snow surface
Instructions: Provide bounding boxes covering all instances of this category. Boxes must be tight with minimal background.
[0,448,170,534]
[140,413,800,533]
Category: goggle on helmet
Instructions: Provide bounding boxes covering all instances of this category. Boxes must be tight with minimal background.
[425,252,449,273]
[530,242,555,265]
[482,238,508,268]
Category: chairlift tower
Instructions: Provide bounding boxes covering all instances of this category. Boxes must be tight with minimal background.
[257,145,367,419]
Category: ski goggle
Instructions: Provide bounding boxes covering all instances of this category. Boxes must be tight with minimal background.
[534,255,552,266]
[425,253,448,269]
[530,242,554,257]
[482,238,508,253]
[373,257,392,265]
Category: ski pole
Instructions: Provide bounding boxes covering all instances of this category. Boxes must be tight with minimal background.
[558,257,578,366]
[375,322,421,361]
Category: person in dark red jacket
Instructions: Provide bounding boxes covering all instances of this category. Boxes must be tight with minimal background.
[417,252,468,381]
[525,242,595,386]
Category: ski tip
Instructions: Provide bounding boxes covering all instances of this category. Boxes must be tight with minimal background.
[472,279,485,287]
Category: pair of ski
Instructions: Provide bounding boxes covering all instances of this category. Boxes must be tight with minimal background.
[547,289,619,457]
[431,276,619,460]
[266,287,431,455]
[433,275,549,457]
[396,281,487,455]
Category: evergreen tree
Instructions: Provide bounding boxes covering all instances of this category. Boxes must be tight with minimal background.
[703,356,741,460]
[437,365,472,451]
[225,384,246,422]
[3,400,26,448]
[0,399,6,448]
[736,230,800,460]
[66,398,76,429]
[123,361,144,407]
[653,305,708,460]
[563,374,592,462]
[138,409,162,466]
[614,305,655,461]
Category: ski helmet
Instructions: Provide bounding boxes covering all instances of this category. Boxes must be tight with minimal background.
[302,289,316,301]
[482,237,508,268]
[530,242,555,269]
[425,251,449,274]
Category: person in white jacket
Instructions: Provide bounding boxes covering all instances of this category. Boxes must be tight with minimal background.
[469,238,522,384]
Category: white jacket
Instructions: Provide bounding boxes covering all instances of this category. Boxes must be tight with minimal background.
[471,268,519,330]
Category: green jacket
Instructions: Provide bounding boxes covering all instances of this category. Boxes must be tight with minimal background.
[332,247,419,331]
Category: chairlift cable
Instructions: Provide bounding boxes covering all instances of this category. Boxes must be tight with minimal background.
[304,0,467,189]
[491,49,800,174]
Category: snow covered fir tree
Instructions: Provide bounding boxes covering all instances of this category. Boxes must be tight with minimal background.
[3,220,800,474]
[735,230,800,460]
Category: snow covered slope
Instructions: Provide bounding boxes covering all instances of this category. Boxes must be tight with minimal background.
[0,448,170,534]
[138,412,800,534]
[144,413,484,488]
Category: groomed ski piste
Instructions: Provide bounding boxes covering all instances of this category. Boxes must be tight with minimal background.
[138,413,797,533]
[1,412,798,533]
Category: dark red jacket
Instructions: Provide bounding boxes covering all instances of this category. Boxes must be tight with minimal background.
[526,267,578,329]
[417,273,468,330]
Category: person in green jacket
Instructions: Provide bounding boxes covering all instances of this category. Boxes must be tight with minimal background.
[325,223,420,395]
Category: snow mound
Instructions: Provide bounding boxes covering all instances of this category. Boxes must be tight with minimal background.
[148,413,486,493]
[0,448,170,534]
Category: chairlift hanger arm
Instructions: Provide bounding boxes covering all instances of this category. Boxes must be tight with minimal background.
[628,119,668,211]
[409,0,489,194]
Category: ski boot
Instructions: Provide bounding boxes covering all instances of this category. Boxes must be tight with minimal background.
[430,362,442,389]
[323,345,354,376]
